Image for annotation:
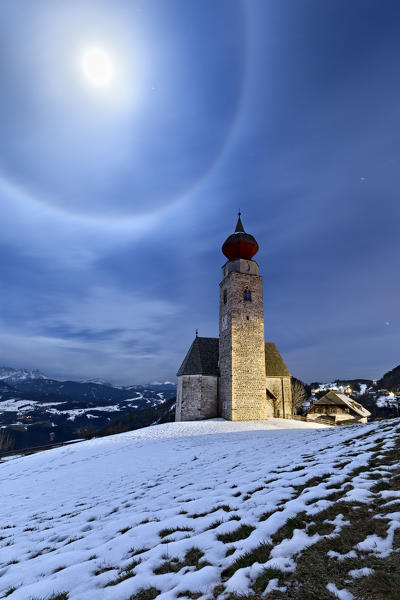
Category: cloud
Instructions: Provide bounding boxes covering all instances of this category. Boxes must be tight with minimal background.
[0,286,182,384]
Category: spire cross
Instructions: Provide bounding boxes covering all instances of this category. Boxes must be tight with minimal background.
[195,328,198,337]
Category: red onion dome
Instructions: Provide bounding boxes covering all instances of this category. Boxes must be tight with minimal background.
[222,213,259,261]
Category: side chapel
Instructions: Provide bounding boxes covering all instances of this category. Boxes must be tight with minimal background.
[175,214,293,421]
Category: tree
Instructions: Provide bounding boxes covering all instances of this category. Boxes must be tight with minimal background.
[291,377,310,413]
[81,425,98,440]
[0,430,16,452]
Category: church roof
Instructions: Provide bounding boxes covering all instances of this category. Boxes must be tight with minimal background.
[177,338,291,379]
[307,391,371,418]
[265,342,291,377]
[176,337,219,376]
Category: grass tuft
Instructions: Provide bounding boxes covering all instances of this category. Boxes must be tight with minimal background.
[271,514,310,545]
[222,543,272,579]
[217,524,255,543]
[208,520,223,530]
[153,547,207,575]
[128,589,160,600]
[119,526,131,534]
[53,565,67,573]
[159,526,192,538]
[252,568,285,594]
[94,564,116,576]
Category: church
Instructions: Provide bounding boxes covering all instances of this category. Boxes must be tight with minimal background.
[175,214,293,421]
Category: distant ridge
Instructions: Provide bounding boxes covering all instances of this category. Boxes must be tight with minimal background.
[377,363,400,392]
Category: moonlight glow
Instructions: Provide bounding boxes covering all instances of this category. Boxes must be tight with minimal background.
[81,47,113,86]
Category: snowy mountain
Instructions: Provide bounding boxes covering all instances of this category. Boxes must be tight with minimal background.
[79,378,115,387]
[0,365,177,389]
[0,417,399,600]
[0,366,47,384]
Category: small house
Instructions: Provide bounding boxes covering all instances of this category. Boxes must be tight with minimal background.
[306,391,371,424]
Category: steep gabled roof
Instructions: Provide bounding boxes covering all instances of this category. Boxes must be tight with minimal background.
[308,391,371,418]
[265,342,291,377]
[177,338,291,379]
[177,337,219,377]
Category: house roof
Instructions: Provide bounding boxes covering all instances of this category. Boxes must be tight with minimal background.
[307,390,371,418]
[265,342,291,377]
[176,337,219,376]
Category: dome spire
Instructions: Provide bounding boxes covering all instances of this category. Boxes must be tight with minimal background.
[221,212,259,261]
[235,211,245,233]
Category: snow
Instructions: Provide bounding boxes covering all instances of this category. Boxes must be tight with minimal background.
[357,521,400,557]
[326,582,354,599]
[1,417,399,600]
[0,398,55,412]
[347,567,374,578]
[269,529,320,564]
[0,398,140,419]
[263,578,287,594]
[376,395,398,408]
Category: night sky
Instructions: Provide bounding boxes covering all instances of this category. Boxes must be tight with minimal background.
[1,0,399,384]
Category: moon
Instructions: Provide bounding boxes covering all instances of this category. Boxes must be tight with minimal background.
[81,47,113,87]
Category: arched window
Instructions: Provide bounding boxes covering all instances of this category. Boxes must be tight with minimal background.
[223,289,227,304]
[243,288,252,302]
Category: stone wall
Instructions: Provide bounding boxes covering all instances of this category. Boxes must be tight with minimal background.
[175,375,218,421]
[219,263,267,421]
[266,376,293,417]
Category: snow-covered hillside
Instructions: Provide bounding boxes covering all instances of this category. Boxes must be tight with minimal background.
[1,418,399,600]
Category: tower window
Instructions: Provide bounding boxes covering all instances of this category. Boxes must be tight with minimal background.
[223,289,227,304]
[243,288,252,302]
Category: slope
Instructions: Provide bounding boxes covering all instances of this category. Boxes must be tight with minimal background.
[0,418,399,600]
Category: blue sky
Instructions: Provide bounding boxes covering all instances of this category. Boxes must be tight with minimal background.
[0,0,399,384]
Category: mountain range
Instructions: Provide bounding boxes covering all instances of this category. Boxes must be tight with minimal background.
[0,366,176,451]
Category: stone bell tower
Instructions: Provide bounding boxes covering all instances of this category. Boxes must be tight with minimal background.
[219,214,267,420]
